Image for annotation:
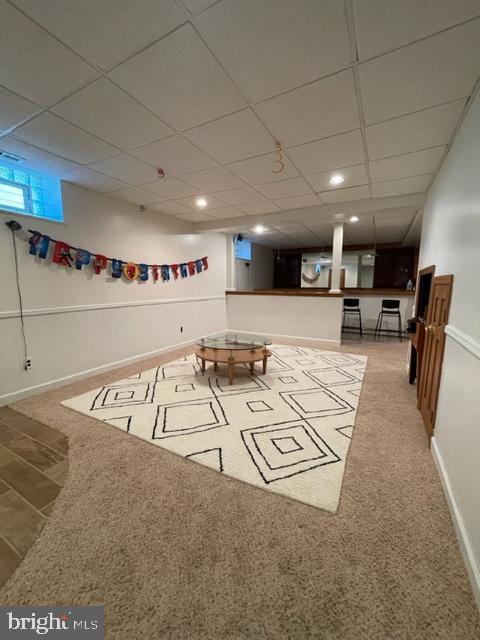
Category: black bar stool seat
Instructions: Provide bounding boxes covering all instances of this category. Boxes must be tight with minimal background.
[342,298,363,337]
[374,299,403,341]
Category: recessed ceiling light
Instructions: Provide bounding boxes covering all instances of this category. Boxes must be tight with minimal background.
[350,216,359,222]
[254,224,265,234]
[196,197,207,208]
[329,173,345,186]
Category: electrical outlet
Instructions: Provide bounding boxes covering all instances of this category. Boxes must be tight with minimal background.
[24,357,32,370]
[180,326,183,333]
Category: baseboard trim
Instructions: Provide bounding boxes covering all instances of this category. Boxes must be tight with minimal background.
[431,437,480,610]
[0,335,207,406]
[227,329,341,346]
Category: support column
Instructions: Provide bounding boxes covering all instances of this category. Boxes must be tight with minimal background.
[329,223,344,294]
[357,254,363,288]
[226,233,237,290]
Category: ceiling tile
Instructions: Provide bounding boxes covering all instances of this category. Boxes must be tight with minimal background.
[273,221,308,232]
[207,206,242,219]
[305,164,368,192]
[255,70,360,147]
[14,112,119,164]
[359,20,480,124]
[182,166,244,192]
[177,195,224,210]
[375,209,416,225]
[195,0,351,102]
[131,135,216,175]
[178,211,215,222]
[111,187,163,205]
[0,87,40,135]
[370,147,445,182]
[184,109,275,164]
[10,0,186,70]
[354,0,480,60]
[237,201,281,215]
[256,177,312,199]
[150,201,192,215]
[214,186,264,206]
[0,136,81,176]
[89,153,158,184]
[227,153,298,185]
[287,130,365,175]
[374,226,409,243]
[273,194,322,210]
[319,185,370,203]
[181,0,218,16]
[140,177,200,199]
[371,174,433,197]
[0,0,97,106]
[63,167,128,192]
[51,78,173,150]
[110,24,246,130]
[366,100,465,159]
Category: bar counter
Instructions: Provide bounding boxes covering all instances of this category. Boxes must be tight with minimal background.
[226,289,415,341]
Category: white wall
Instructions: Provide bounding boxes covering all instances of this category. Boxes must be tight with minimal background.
[0,183,227,403]
[227,294,343,344]
[235,242,273,290]
[419,90,480,606]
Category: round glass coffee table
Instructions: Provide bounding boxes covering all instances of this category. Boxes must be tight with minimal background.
[195,332,272,385]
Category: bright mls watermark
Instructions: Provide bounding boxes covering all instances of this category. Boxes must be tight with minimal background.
[0,606,103,638]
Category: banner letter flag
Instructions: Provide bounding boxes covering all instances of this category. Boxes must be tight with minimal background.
[138,263,149,281]
[24,227,209,284]
[111,259,123,278]
[52,241,73,267]
[28,231,42,255]
[28,232,50,259]
[75,249,91,270]
[123,262,139,280]
[161,265,170,281]
[93,254,108,275]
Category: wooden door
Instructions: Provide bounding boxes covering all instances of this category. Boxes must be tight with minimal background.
[328,268,345,289]
[418,275,453,439]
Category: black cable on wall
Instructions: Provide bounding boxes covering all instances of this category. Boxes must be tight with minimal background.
[6,220,29,367]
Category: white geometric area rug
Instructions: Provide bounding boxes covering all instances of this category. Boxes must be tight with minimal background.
[62,345,367,513]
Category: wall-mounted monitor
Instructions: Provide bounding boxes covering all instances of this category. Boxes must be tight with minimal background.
[234,236,252,261]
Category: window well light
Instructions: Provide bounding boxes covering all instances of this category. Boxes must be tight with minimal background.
[196,197,207,208]
[350,216,359,222]
[329,173,345,186]
[254,224,265,234]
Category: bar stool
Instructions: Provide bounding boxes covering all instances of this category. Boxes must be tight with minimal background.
[342,298,363,337]
[374,299,402,341]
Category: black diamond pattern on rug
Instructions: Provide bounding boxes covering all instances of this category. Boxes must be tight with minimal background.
[241,420,340,484]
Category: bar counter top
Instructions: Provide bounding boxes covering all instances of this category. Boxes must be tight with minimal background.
[226,288,415,297]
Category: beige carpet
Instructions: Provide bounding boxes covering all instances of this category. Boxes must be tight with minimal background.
[1,339,479,640]
[61,346,367,513]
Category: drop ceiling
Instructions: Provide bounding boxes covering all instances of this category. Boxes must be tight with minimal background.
[1,0,479,247]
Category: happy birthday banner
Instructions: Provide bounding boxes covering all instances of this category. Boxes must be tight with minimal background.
[27,229,208,283]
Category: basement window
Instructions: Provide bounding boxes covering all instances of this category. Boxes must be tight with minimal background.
[0,163,63,222]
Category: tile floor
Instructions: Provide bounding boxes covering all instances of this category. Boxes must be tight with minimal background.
[0,406,68,589]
